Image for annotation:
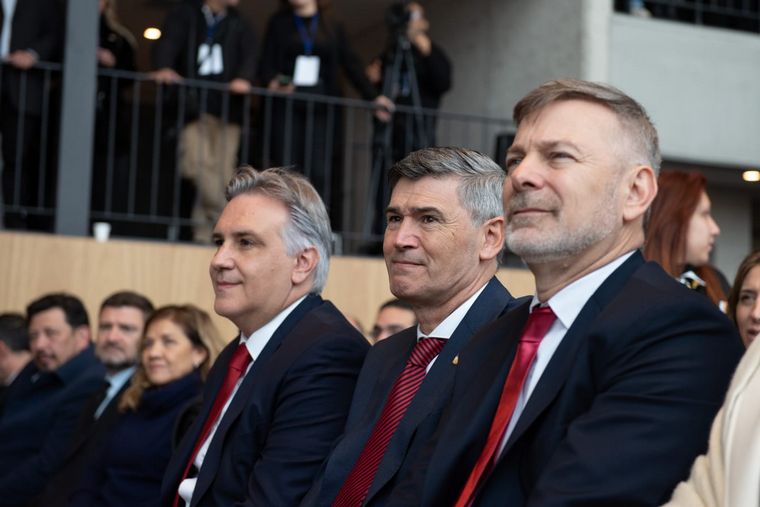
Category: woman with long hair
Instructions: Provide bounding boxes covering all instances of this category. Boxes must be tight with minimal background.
[644,170,726,308]
[728,250,760,348]
[70,305,225,507]
[664,250,760,506]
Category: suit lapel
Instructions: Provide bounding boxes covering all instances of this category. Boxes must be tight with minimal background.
[316,331,417,504]
[502,252,645,454]
[192,296,323,502]
[421,302,530,505]
[365,278,513,501]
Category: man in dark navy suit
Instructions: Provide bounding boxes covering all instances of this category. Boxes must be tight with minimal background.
[302,147,522,507]
[0,293,105,506]
[402,80,743,507]
[34,291,154,507]
[160,166,369,507]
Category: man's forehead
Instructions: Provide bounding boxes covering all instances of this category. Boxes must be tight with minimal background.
[517,99,620,130]
[99,306,144,323]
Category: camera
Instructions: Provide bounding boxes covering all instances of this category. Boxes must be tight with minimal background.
[385,1,412,33]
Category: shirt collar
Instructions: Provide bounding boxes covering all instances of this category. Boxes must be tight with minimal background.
[532,250,636,330]
[238,295,308,362]
[417,282,489,341]
[106,365,136,391]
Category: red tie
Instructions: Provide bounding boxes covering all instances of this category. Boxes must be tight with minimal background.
[173,342,252,507]
[455,306,556,507]
[332,337,447,507]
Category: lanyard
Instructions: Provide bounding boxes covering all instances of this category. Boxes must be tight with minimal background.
[203,7,225,44]
[293,13,319,55]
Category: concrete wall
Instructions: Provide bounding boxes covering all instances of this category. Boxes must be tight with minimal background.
[425,0,610,117]
[709,186,754,281]
[609,14,760,168]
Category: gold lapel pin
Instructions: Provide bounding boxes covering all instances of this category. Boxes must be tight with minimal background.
[452,355,459,365]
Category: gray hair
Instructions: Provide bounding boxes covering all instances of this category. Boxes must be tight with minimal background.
[225,166,332,293]
[513,79,661,174]
[388,147,505,225]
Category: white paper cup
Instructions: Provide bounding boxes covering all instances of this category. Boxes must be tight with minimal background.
[93,222,111,242]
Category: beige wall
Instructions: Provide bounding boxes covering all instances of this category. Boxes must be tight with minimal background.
[0,232,535,338]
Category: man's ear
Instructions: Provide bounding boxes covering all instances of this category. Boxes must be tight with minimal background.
[291,246,320,286]
[479,215,505,262]
[74,325,92,352]
[622,165,658,223]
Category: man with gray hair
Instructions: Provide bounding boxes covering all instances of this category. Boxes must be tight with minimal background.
[302,147,523,506]
[405,79,742,506]
[161,166,369,507]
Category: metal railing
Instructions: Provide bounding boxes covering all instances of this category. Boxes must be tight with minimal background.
[616,0,760,33]
[0,63,514,254]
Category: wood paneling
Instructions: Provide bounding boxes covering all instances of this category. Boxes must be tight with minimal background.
[0,232,534,338]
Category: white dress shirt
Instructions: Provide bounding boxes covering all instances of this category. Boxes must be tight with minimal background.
[1,0,18,58]
[178,295,307,506]
[93,366,136,419]
[496,251,635,458]
[416,283,488,372]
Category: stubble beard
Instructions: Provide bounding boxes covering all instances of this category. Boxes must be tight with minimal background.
[506,188,619,265]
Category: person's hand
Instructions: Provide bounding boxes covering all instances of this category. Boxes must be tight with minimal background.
[151,67,182,84]
[267,77,295,94]
[366,58,382,85]
[97,48,116,68]
[6,50,38,70]
[373,95,395,123]
[229,78,252,94]
[410,32,432,56]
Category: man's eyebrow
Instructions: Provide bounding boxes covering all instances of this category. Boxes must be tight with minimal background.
[385,206,444,215]
[507,139,583,156]
[211,230,264,241]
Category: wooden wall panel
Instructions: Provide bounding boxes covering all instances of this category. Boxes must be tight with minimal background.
[0,232,535,339]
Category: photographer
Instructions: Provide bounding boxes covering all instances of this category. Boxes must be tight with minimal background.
[368,1,452,162]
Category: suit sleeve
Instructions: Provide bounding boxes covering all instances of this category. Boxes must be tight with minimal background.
[23,0,63,61]
[0,382,100,506]
[152,6,189,72]
[243,334,368,506]
[257,15,282,86]
[233,18,258,82]
[526,303,742,507]
[335,23,378,100]
[415,43,452,97]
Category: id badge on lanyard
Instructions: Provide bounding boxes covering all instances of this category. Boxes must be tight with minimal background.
[198,12,224,76]
[292,14,321,87]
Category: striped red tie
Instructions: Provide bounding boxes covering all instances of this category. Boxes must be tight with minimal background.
[455,305,556,507]
[173,342,251,507]
[332,337,447,507]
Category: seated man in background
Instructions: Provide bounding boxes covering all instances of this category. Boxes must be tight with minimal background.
[161,167,369,506]
[302,147,522,506]
[0,313,30,401]
[0,293,105,506]
[34,291,155,507]
[370,298,416,343]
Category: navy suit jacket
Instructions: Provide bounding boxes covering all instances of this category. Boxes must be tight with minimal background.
[302,277,523,506]
[160,295,370,507]
[32,376,133,507]
[0,0,62,114]
[0,346,106,506]
[400,252,743,506]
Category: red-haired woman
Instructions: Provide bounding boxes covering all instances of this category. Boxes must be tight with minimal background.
[644,171,727,310]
